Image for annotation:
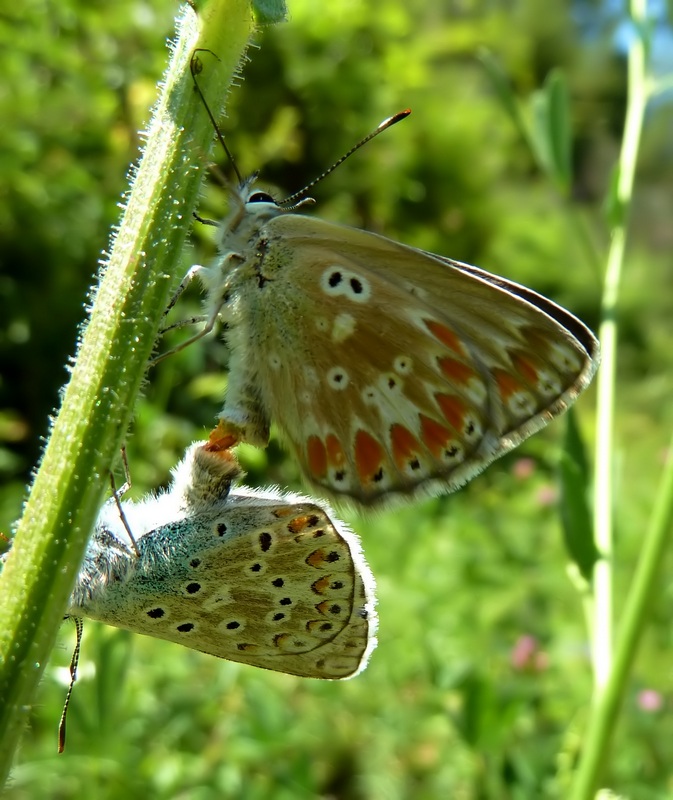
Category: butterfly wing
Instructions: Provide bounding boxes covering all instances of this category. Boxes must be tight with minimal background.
[69,493,377,680]
[222,213,598,506]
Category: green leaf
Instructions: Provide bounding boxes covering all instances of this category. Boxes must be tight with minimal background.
[251,0,288,24]
[529,69,572,193]
[559,409,598,583]
[478,48,530,147]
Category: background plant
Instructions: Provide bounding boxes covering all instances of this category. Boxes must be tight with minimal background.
[1,0,672,797]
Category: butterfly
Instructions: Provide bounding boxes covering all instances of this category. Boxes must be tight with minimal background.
[168,93,599,508]
[67,433,377,681]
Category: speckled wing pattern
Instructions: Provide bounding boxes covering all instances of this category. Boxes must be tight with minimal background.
[215,208,599,507]
[68,440,377,679]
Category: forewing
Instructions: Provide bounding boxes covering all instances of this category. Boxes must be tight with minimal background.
[253,214,598,506]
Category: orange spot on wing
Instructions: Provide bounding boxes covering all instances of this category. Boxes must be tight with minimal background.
[438,357,477,386]
[287,514,314,533]
[419,414,453,458]
[306,436,327,479]
[435,394,467,431]
[390,424,421,469]
[311,576,331,595]
[493,369,524,400]
[425,320,465,355]
[307,620,334,634]
[273,507,294,518]
[315,601,343,616]
[326,434,347,468]
[511,353,540,385]
[306,548,341,568]
[354,430,385,484]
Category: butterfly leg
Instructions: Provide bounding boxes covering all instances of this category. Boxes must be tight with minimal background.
[164,264,204,318]
[150,265,221,365]
[110,447,140,557]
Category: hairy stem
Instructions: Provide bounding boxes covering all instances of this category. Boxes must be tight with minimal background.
[0,0,253,781]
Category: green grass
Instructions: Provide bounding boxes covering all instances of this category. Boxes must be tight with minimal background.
[2,0,673,796]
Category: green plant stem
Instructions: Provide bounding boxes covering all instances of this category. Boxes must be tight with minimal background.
[570,1,653,796]
[571,432,673,799]
[0,0,253,783]
[591,0,647,690]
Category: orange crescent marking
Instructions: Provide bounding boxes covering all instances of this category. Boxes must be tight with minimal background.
[272,507,294,518]
[306,436,328,479]
[311,576,332,595]
[306,547,341,567]
[316,601,342,616]
[287,514,313,533]
[354,430,385,484]
[493,368,524,401]
[390,423,421,469]
[511,353,540,385]
[438,356,477,386]
[307,620,334,634]
[424,319,466,355]
[306,548,330,568]
[435,394,467,431]
[419,414,453,458]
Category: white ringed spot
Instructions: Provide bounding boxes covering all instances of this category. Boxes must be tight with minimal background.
[462,415,483,442]
[549,342,582,373]
[536,368,562,398]
[362,385,379,406]
[441,440,465,464]
[508,391,538,417]
[319,267,372,303]
[378,372,403,396]
[393,355,413,375]
[218,618,248,635]
[327,367,350,391]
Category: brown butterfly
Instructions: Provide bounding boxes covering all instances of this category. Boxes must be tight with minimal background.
[168,99,599,507]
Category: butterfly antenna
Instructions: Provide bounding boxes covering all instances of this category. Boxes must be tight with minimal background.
[58,617,83,754]
[279,109,411,208]
[190,49,243,186]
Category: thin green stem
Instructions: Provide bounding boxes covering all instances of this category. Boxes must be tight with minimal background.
[591,0,647,689]
[0,0,253,783]
[570,1,655,796]
[571,432,673,799]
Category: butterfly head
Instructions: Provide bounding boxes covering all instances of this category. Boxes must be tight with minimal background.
[215,175,287,254]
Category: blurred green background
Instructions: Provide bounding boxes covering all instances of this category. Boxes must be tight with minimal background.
[2,0,673,797]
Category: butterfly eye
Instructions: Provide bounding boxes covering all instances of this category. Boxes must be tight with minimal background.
[247,191,277,205]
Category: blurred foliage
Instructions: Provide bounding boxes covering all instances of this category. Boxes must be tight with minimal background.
[1,0,673,797]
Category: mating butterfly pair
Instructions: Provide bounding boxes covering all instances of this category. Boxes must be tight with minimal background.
[72,102,599,688]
